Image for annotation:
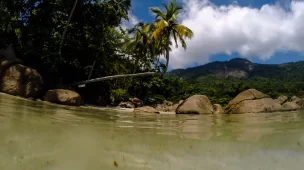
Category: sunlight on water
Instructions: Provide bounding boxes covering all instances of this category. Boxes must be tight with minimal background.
[0,93,304,170]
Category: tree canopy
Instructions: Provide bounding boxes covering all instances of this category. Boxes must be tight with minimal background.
[0,0,195,105]
[150,0,193,72]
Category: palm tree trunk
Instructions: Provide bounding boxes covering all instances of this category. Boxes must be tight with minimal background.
[71,72,160,86]
[60,0,78,49]
[133,50,140,74]
[164,48,170,72]
[87,39,103,80]
[164,33,170,73]
[87,60,96,80]
[155,55,161,70]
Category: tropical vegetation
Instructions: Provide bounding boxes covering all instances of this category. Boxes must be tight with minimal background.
[0,0,194,105]
[1,0,303,107]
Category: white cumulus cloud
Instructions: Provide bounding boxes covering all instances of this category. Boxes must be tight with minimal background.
[170,0,304,69]
[121,12,139,29]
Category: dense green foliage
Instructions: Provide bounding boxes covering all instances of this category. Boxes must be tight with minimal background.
[0,0,194,105]
[0,0,143,104]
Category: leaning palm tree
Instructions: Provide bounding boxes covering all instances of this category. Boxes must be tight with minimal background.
[150,0,193,72]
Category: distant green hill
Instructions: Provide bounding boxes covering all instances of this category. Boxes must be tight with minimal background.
[167,58,304,105]
[169,58,304,81]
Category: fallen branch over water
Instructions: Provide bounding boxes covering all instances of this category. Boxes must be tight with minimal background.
[71,72,160,86]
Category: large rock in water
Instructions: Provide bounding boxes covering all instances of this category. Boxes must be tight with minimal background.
[224,89,282,114]
[155,104,168,112]
[0,47,42,99]
[155,100,175,112]
[168,100,184,112]
[119,102,135,108]
[44,89,81,106]
[276,96,288,105]
[0,63,42,98]
[130,97,143,108]
[296,99,304,108]
[281,102,301,111]
[176,95,214,114]
[169,104,179,112]
[289,96,301,103]
[134,106,159,114]
[213,104,223,114]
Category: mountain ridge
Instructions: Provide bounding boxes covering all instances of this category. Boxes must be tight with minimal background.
[169,58,304,80]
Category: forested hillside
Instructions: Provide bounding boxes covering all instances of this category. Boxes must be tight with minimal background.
[167,58,304,105]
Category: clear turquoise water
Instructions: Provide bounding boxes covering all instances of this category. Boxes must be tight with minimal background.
[0,94,304,170]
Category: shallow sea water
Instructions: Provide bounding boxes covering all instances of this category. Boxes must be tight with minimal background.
[0,94,304,170]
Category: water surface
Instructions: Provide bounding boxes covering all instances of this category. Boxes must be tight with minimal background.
[1,94,304,170]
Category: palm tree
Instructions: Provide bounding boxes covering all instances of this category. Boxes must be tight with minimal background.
[123,22,154,72]
[150,0,193,72]
[71,0,193,86]
[127,23,152,56]
[125,22,169,73]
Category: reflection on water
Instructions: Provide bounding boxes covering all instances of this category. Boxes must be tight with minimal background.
[0,93,304,170]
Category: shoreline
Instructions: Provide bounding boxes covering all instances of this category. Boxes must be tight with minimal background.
[0,92,176,115]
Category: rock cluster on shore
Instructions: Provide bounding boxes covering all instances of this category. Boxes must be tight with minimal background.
[138,89,304,115]
[0,46,83,106]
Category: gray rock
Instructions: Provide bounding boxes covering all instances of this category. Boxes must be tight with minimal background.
[0,63,42,98]
[134,106,159,114]
[44,89,81,106]
[289,96,301,103]
[176,95,214,114]
[130,98,143,107]
[276,96,288,105]
[281,102,301,111]
[213,104,223,114]
[119,102,135,108]
[296,99,304,108]
[224,89,282,114]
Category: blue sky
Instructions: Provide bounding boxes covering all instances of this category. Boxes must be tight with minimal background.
[127,0,304,69]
